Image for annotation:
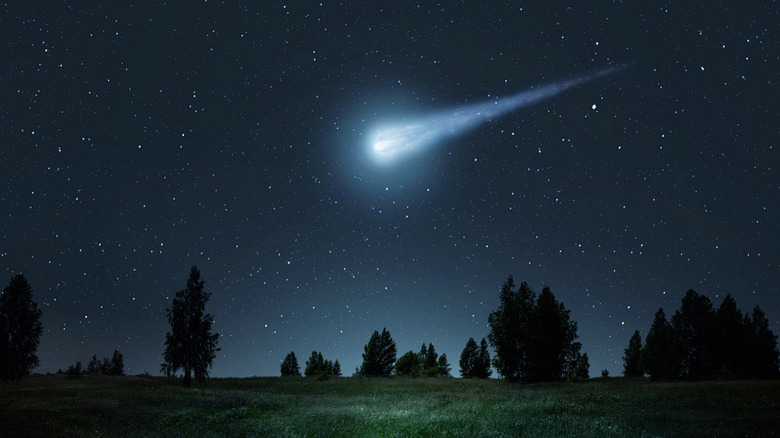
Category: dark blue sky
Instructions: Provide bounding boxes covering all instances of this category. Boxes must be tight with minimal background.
[2,1,776,377]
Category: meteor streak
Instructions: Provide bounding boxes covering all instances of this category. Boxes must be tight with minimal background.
[369,66,624,165]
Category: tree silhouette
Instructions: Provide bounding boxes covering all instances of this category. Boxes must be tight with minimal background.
[672,289,717,380]
[305,351,325,377]
[437,353,451,377]
[622,330,643,377]
[281,351,300,376]
[0,274,43,382]
[359,328,396,377]
[641,308,677,380]
[569,352,590,382]
[714,294,746,378]
[395,351,420,376]
[476,338,492,379]
[459,337,491,378]
[110,350,125,376]
[487,276,534,382]
[488,277,581,383]
[745,305,780,379]
[161,266,220,386]
[423,343,439,376]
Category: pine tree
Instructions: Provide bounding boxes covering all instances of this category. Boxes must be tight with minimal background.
[672,289,716,380]
[424,343,439,376]
[161,266,220,386]
[0,274,43,382]
[476,338,492,378]
[281,351,300,376]
[623,330,643,377]
[459,337,479,378]
[715,294,746,378]
[305,351,325,376]
[360,328,396,376]
[110,350,125,376]
[332,360,342,377]
[87,355,100,374]
[437,353,451,376]
[745,306,780,379]
[418,343,428,371]
[641,308,677,380]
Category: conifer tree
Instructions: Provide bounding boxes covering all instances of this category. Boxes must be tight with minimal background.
[622,330,643,377]
[0,274,43,382]
[360,328,396,376]
[281,351,300,376]
[161,266,220,386]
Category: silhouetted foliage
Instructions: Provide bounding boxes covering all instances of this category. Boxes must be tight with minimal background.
[623,330,643,377]
[161,266,220,386]
[395,351,421,376]
[488,277,581,383]
[672,289,717,380]
[640,291,779,380]
[569,352,590,382]
[715,294,745,379]
[423,343,439,376]
[304,351,340,378]
[437,353,451,377]
[744,306,780,379]
[110,350,125,376]
[641,308,677,380]
[601,369,609,378]
[476,338,492,379]
[281,351,301,376]
[460,337,491,378]
[359,328,396,377]
[0,274,43,382]
[66,361,83,379]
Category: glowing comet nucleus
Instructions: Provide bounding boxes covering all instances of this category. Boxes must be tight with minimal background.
[368,66,625,165]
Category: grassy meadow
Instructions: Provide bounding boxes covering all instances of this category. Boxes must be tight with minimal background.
[1,374,778,437]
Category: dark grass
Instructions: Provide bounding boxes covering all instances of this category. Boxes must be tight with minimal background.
[1,375,778,437]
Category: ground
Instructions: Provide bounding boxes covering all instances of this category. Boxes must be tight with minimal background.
[1,375,778,437]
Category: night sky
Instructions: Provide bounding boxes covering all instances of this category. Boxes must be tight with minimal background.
[3,2,777,378]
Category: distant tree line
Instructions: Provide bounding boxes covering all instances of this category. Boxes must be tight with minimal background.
[396,343,450,377]
[63,349,125,378]
[623,290,780,381]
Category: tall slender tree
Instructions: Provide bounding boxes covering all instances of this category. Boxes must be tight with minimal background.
[0,274,43,382]
[672,289,716,380]
[459,337,479,378]
[641,308,677,380]
[476,338,492,378]
[623,330,643,377]
[161,266,220,386]
[487,276,535,382]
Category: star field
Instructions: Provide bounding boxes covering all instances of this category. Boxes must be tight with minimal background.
[2,1,777,378]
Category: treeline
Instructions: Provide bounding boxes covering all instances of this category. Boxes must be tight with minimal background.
[623,290,780,381]
[279,351,342,378]
[62,349,125,378]
[282,276,591,383]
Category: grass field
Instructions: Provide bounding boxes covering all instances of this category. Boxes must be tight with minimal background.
[1,374,778,437]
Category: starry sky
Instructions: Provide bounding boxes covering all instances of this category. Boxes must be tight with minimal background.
[2,1,777,378]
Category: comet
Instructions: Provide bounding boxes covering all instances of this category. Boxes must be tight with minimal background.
[368,65,625,165]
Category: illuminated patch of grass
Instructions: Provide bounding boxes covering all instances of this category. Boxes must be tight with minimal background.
[1,375,778,437]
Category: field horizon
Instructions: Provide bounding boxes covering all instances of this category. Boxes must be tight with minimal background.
[1,374,778,437]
